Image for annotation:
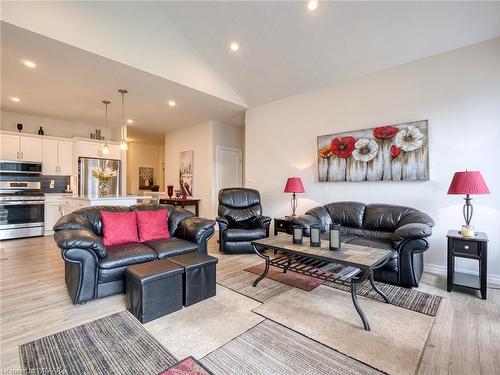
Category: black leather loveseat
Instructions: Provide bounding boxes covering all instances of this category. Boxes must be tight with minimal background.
[291,202,434,288]
[53,204,215,304]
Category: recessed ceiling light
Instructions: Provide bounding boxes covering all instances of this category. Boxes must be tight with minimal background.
[230,42,239,52]
[307,0,318,11]
[21,59,36,68]
[10,97,21,102]
[127,119,134,124]
[168,100,176,107]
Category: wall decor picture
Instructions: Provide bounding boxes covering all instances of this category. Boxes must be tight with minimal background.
[317,120,429,182]
[179,150,193,196]
[139,167,154,190]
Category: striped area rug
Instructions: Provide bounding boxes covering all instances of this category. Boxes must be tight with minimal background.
[201,319,384,375]
[19,311,177,375]
[324,279,442,316]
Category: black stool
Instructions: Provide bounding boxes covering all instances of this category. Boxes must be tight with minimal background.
[125,259,184,323]
[169,253,218,307]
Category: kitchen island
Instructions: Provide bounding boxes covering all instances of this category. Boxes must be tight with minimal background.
[61,195,152,215]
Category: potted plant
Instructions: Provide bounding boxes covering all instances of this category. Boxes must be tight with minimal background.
[91,167,117,197]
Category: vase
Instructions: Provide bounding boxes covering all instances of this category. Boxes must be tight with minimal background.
[98,180,111,197]
[167,185,174,199]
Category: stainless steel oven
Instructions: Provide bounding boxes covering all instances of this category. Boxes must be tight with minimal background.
[0,181,45,240]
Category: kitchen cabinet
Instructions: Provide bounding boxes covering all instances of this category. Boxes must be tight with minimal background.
[43,138,73,175]
[0,133,42,162]
[44,195,64,235]
[76,140,121,160]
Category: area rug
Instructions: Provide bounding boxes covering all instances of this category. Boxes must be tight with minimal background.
[159,357,213,375]
[324,278,442,316]
[252,286,434,375]
[19,311,177,375]
[201,319,384,375]
[243,263,324,291]
[217,266,293,303]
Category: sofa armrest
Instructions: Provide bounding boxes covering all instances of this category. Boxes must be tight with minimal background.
[289,215,321,236]
[54,229,107,258]
[176,217,216,244]
[255,215,272,228]
[392,223,432,242]
[53,213,93,232]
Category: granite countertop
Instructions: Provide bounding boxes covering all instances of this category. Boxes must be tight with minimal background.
[69,195,153,201]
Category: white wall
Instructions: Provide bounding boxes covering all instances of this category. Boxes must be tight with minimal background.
[0,110,121,141]
[245,38,500,280]
[1,1,245,107]
[127,142,165,195]
[165,121,214,218]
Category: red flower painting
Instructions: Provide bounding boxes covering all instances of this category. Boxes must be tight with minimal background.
[390,145,401,158]
[331,136,355,158]
[373,126,399,140]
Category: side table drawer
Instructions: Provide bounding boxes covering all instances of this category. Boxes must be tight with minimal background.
[453,239,479,256]
[276,221,287,231]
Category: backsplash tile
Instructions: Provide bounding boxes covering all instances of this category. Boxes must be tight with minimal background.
[0,174,71,193]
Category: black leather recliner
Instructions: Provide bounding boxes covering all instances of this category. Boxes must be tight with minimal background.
[291,202,434,288]
[216,188,271,253]
[53,203,215,304]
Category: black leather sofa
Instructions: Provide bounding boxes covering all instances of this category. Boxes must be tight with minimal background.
[216,188,271,253]
[53,203,215,304]
[291,202,434,288]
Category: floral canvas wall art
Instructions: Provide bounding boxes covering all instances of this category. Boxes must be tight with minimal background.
[317,120,429,182]
[139,167,154,190]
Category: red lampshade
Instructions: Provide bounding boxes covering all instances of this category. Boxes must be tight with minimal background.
[447,171,490,195]
[284,177,305,193]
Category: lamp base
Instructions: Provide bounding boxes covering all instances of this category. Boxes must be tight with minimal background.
[460,225,475,237]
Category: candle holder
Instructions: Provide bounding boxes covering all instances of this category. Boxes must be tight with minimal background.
[309,224,321,247]
[292,225,303,245]
[329,223,341,251]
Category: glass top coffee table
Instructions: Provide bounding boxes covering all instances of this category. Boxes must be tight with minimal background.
[251,234,393,331]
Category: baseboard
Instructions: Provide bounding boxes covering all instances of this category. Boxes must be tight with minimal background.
[425,262,500,286]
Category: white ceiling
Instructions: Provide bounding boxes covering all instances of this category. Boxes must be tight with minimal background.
[160,1,500,106]
[0,22,246,139]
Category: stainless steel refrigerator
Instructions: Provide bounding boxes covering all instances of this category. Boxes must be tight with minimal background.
[78,157,121,196]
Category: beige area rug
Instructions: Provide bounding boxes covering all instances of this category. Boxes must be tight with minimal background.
[253,285,434,375]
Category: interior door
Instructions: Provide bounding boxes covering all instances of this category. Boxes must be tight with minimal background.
[20,136,43,162]
[216,146,242,192]
[0,134,20,161]
[58,140,73,175]
[42,139,59,175]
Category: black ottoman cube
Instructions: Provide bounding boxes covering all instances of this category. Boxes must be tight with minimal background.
[169,253,218,307]
[125,259,184,323]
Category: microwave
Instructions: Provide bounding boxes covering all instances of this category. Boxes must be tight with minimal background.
[0,161,42,175]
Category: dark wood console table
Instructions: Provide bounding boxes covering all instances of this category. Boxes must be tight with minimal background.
[159,198,200,216]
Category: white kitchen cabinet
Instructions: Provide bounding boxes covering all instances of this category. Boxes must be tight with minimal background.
[0,133,42,162]
[44,195,64,235]
[19,136,43,162]
[0,133,19,160]
[75,140,121,160]
[43,138,73,175]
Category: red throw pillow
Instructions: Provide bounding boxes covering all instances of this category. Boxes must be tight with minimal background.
[136,209,171,242]
[101,211,139,247]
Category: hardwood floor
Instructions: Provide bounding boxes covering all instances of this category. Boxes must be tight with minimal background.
[1,235,499,373]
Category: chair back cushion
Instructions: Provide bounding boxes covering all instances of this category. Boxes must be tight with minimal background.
[324,202,366,228]
[136,209,171,242]
[101,210,139,246]
[218,188,262,222]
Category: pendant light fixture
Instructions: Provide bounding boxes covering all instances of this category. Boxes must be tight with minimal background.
[102,100,111,155]
[118,89,128,151]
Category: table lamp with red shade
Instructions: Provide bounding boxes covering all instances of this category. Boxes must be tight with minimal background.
[447,171,490,237]
[284,177,305,217]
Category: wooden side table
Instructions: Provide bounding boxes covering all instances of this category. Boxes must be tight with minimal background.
[446,230,488,300]
[273,217,295,236]
[159,198,200,216]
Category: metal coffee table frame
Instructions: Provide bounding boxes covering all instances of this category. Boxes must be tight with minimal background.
[251,243,392,331]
